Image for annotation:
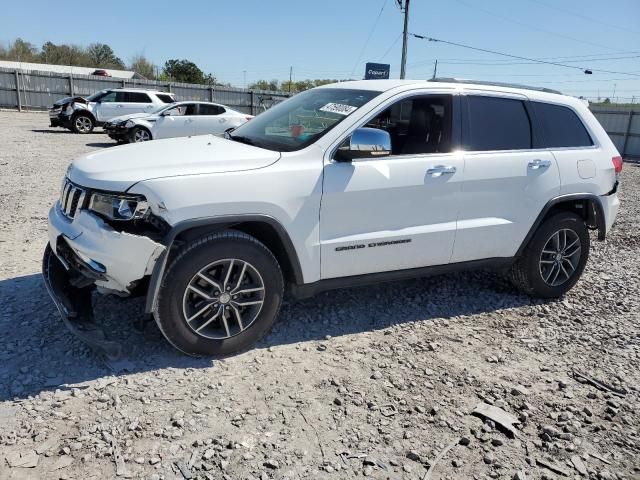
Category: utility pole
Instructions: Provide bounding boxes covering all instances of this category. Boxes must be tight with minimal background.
[432,59,438,79]
[289,66,292,94]
[243,70,247,89]
[400,0,410,79]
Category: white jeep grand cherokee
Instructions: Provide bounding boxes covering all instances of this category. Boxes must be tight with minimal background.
[43,79,622,358]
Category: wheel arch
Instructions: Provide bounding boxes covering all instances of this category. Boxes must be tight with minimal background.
[515,193,605,257]
[145,215,303,314]
[71,108,96,123]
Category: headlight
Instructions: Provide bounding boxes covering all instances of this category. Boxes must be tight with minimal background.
[125,120,135,128]
[88,193,149,221]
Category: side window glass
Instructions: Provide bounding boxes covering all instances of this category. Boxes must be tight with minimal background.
[156,94,175,104]
[467,96,531,151]
[125,92,152,103]
[532,102,593,148]
[364,95,452,155]
[199,104,225,115]
[165,104,196,116]
[100,92,117,103]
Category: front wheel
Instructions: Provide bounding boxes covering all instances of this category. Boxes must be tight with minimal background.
[71,113,94,134]
[509,212,590,298]
[130,126,151,143]
[155,231,284,356]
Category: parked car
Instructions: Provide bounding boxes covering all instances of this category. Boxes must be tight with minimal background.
[104,101,253,143]
[48,88,176,134]
[43,79,621,358]
[91,69,111,77]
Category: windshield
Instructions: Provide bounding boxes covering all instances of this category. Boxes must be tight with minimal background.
[229,88,381,151]
[86,90,108,102]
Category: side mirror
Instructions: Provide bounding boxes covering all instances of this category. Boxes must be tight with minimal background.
[335,127,391,161]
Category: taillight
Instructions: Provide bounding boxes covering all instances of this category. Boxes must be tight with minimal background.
[245,116,254,121]
[612,156,623,174]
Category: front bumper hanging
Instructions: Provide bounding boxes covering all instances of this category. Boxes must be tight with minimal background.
[42,244,122,360]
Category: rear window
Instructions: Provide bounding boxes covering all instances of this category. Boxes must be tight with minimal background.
[466,96,532,151]
[199,104,225,115]
[532,102,593,148]
[156,93,175,104]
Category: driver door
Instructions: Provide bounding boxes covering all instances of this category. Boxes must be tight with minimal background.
[320,93,464,279]
[93,91,119,122]
[154,103,198,139]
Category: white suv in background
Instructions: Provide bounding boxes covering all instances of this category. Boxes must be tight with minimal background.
[43,79,621,358]
[103,101,253,143]
[48,88,176,134]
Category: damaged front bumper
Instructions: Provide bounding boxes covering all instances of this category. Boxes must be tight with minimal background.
[42,204,166,358]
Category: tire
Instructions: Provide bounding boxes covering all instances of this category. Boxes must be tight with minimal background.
[509,212,589,298]
[130,126,151,143]
[71,113,94,134]
[155,231,284,356]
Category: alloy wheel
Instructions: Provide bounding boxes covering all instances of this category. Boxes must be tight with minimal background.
[539,228,582,287]
[133,129,150,142]
[75,116,92,133]
[182,259,265,339]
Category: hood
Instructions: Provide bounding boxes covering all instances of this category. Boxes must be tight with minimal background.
[107,112,155,124]
[68,135,281,191]
[53,96,86,107]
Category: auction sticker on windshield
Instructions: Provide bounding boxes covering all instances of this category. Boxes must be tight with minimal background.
[319,103,358,116]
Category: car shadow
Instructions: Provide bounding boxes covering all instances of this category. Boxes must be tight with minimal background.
[31,129,104,135]
[85,142,119,148]
[0,269,542,402]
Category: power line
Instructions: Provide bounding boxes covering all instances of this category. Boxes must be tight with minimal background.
[349,0,388,77]
[410,34,640,78]
[453,0,628,53]
[409,54,640,68]
[524,0,640,36]
[380,33,402,60]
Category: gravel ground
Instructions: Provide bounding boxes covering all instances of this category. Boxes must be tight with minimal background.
[0,111,638,480]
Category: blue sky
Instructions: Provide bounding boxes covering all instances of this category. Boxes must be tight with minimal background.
[2,0,639,100]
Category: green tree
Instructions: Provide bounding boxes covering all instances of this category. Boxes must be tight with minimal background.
[129,54,156,79]
[86,43,125,69]
[249,79,280,91]
[40,41,90,66]
[8,38,38,62]
[163,59,205,83]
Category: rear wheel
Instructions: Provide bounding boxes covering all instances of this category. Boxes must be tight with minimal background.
[71,113,94,134]
[130,126,151,143]
[510,212,589,298]
[155,231,284,356]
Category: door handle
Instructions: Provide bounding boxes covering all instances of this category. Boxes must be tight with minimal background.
[116,104,123,108]
[427,165,457,177]
[528,158,551,170]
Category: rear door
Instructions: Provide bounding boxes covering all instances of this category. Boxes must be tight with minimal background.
[452,93,560,262]
[193,103,227,135]
[122,91,156,115]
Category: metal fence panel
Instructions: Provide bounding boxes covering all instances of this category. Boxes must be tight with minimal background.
[0,66,290,116]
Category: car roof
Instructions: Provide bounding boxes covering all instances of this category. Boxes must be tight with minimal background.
[107,88,175,94]
[318,79,580,105]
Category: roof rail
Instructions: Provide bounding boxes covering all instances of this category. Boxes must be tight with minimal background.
[428,77,562,95]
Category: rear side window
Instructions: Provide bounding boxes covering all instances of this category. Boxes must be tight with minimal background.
[156,94,175,104]
[126,92,152,103]
[198,104,225,115]
[466,96,531,151]
[532,102,593,148]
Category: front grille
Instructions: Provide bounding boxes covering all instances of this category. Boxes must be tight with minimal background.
[59,178,88,219]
